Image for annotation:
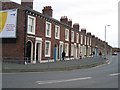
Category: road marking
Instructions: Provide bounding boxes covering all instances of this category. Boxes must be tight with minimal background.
[109,73,120,76]
[36,77,92,85]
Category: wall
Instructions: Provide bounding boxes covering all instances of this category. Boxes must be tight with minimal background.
[2,2,25,60]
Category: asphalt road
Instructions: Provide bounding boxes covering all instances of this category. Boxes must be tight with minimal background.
[2,55,119,88]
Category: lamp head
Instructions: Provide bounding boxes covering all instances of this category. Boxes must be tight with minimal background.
[106,25,110,27]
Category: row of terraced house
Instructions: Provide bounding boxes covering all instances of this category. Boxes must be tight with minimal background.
[1,1,112,64]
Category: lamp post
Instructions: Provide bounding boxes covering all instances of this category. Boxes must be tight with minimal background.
[104,25,110,59]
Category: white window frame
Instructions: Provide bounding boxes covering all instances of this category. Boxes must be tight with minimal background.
[87,37,89,46]
[45,40,51,57]
[27,15,36,35]
[55,25,60,39]
[71,31,74,42]
[85,36,86,45]
[46,21,51,38]
[71,44,74,56]
[90,38,92,46]
[65,29,69,41]
[81,35,83,44]
[76,33,79,43]
[65,43,69,56]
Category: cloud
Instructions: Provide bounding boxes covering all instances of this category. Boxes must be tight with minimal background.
[33,0,118,47]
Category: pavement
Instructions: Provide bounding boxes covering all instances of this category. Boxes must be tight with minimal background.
[2,56,108,73]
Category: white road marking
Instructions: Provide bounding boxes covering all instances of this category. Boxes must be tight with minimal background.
[36,77,92,85]
[109,73,120,76]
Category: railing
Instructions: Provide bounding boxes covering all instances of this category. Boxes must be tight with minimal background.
[2,56,107,73]
[1,57,33,64]
[1,55,107,65]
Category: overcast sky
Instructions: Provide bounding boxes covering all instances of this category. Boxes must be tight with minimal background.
[11,0,119,47]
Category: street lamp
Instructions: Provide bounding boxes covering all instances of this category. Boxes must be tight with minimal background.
[104,25,110,59]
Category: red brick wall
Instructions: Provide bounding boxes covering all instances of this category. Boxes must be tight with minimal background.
[60,26,65,42]
[1,1,112,62]
[2,2,25,59]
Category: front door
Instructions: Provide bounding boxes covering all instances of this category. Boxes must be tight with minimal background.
[26,41,32,63]
[59,44,63,60]
[54,46,56,61]
[36,43,41,62]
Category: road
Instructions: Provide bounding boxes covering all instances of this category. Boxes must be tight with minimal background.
[2,55,119,88]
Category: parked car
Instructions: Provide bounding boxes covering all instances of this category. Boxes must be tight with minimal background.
[112,52,117,55]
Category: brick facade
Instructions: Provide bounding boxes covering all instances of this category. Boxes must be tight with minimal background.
[2,2,25,59]
[1,1,112,63]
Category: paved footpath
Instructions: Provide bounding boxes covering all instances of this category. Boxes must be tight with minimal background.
[2,56,109,73]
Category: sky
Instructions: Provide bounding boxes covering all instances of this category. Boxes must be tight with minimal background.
[11,0,119,47]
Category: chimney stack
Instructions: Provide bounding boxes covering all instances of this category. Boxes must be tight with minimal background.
[81,28,86,34]
[42,6,53,17]
[21,0,33,9]
[60,16,68,24]
[73,23,79,30]
[87,32,91,36]
[92,35,95,38]
[68,19,72,27]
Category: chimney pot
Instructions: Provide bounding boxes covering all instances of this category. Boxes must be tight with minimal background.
[68,19,72,27]
[81,28,86,34]
[60,16,68,24]
[21,0,33,9]
[73,23,79,30]
[42,6,53,17]
[87,32,91,36]
[92,35,95,38]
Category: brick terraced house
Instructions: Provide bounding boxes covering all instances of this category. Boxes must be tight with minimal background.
[1,0,112,64]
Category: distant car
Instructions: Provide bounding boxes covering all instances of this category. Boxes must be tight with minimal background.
[112,52,117,55]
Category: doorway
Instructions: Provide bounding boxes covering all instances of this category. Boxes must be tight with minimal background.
[74,45,77,59]
[59,44,63,60]
[35,38,42,63]
[36,43,41,62]
[26,41,32,63]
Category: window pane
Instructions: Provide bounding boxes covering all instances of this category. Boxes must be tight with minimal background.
[81,35,83,44]
[47,29,49,36]
[65,31,67,39]
[65,30,69,40]
[85,36,86,45]
[87,37,89,45]
[46,22,51,37]
[71,32,74,42]
[47,23,50,36]
[56,27,58,37]
[29,17,32,25]
[65,43,68,56]
[28,17,34,33]
[29,17,34,25]
[55,25,60,39]
[45,42,49,55]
